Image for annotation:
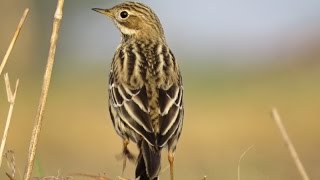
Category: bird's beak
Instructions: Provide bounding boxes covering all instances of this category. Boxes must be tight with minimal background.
[92,8,112,17]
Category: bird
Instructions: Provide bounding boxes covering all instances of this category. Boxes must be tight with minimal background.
[92,2,184,180]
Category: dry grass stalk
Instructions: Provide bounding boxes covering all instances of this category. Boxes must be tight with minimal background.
[0,74,19,168]
[271,108,310,180]
[237,145,254,180]
[6,173,15,180]
[32,170,73,180]
[0,8,29,76]
[70,173,112,180]
[24,1,65,179]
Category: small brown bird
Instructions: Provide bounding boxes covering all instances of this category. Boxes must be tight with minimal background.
[93,2,184,180]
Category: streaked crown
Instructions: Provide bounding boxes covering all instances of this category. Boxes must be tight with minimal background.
[93,2,165,40]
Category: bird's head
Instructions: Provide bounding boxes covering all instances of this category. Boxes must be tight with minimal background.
[93,2,164,40]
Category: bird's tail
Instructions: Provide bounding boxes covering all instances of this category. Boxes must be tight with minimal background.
[135,140,161,180]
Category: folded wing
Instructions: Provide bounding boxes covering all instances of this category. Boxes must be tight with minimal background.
[109,73,156,145]
[158,83,184,147]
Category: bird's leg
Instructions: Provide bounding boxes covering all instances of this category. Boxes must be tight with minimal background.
[122,139,129,175]
[121,139,135,174]
[168,151,175,180]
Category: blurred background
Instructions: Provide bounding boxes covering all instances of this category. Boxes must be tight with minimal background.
[0,0,320,179]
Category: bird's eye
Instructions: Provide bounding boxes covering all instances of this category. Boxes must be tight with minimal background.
[120,11,129,19]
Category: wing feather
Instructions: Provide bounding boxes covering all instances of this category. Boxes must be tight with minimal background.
[118,104,155,144]
[158,83,184,147]
[124,100,153,132]
[158,108,183,147]
[109,74,155,145]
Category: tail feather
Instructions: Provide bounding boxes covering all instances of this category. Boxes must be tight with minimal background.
[135,140,160,180]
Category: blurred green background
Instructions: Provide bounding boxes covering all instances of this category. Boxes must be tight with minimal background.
[0,0,320,179]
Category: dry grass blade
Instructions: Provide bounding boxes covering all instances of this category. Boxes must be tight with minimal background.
[24,1,65,179]
[271,108,310,180]
[237,145,254,180]
[0,8,29,76]
[0,74,19,168]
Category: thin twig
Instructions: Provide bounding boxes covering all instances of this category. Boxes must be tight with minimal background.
[24,1,65,179]
[271,108,310,180]
[0,8,29,76]
[6,173,15,180]
[70,173,112,180]
[0,74,19,168]
[159,164,170,174]
[237,145,254,180]
[32,170,74,180]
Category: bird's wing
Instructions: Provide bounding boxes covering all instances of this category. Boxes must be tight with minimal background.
[109,72,156,145]
[158,82,184,147]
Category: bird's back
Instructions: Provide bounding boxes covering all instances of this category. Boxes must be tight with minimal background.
[111,39,182,141]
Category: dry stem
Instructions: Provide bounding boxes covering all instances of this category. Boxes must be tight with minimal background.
[0,74,19,168]
[271,108,310,180]
[0,8,29,76]
[237,145,254,180]
[70,173,112,180]
[24,1,65,179]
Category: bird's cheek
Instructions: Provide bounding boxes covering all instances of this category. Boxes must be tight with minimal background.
[127,17,143,30]
[118,21,131,29]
